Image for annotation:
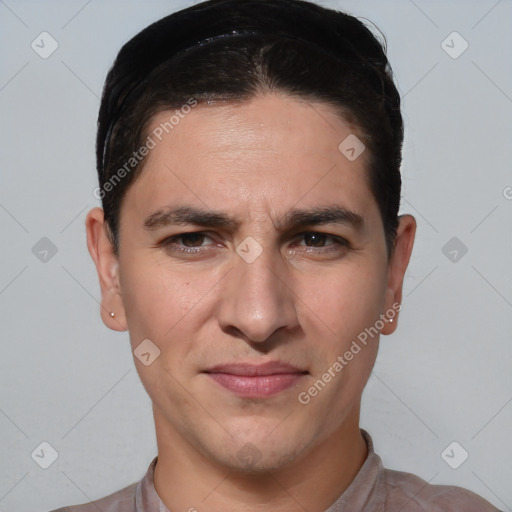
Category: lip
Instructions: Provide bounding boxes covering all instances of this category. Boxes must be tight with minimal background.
[203,362,308,398]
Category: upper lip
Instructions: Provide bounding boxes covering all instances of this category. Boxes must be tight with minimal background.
[204,361,307,376]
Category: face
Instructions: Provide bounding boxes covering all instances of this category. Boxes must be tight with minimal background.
[88,93,414,472]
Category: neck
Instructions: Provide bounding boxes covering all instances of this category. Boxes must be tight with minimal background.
[153,406,368,512]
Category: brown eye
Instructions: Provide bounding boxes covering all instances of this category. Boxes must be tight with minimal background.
[159,232,215,254]
[303,233,328,247]
[179,232,206,247]
[297,232,348,249]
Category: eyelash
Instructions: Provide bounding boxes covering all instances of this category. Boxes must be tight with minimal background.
[159,231,349,254]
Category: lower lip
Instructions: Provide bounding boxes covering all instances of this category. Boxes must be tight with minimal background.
[205,372,306,398]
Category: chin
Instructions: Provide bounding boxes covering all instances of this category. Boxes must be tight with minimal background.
[224,446,301,474]
[206,426,312,474]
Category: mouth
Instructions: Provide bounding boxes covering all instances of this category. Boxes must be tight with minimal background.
[202,362,309,398]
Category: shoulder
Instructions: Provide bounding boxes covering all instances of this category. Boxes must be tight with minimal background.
[49,481,138,512]
[382,467,502,512]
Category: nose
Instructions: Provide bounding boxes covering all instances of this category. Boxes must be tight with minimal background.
[217,243,299,344]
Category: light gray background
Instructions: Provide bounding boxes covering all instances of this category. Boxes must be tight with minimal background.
[1,0,511,511]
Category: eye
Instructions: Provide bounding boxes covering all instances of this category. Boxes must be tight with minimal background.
[158,230,349,256]
[294,231,349,251]
[160,232,215,253]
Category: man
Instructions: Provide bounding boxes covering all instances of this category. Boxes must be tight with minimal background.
[54,0,501,510]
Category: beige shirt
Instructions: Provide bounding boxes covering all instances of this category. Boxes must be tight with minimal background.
[51,430,501,511]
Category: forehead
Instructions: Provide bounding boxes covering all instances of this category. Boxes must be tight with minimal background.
[123,94,379,225]
[145,94,359,161]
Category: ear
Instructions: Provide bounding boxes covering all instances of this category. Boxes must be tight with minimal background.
[381,214,416,335]
[85,207,127,331]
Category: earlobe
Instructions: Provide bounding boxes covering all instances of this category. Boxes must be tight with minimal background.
[85,207,128,332]
[381,214,416,336]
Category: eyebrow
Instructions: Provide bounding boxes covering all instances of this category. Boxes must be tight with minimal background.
[143,205,364,232]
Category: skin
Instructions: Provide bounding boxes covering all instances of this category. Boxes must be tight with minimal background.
[86,93,416,512]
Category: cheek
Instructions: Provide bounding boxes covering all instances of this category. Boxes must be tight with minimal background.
[298,262,386,418]
[297,258,387,344]
[119,255,222,345]
[119,258,185,338]
[118,259,205,398]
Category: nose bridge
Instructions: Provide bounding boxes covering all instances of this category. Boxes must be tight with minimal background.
[219,240,296,343]
[239,242,282,298]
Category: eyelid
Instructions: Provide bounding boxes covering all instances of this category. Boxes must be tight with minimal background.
[293,230,348,241]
